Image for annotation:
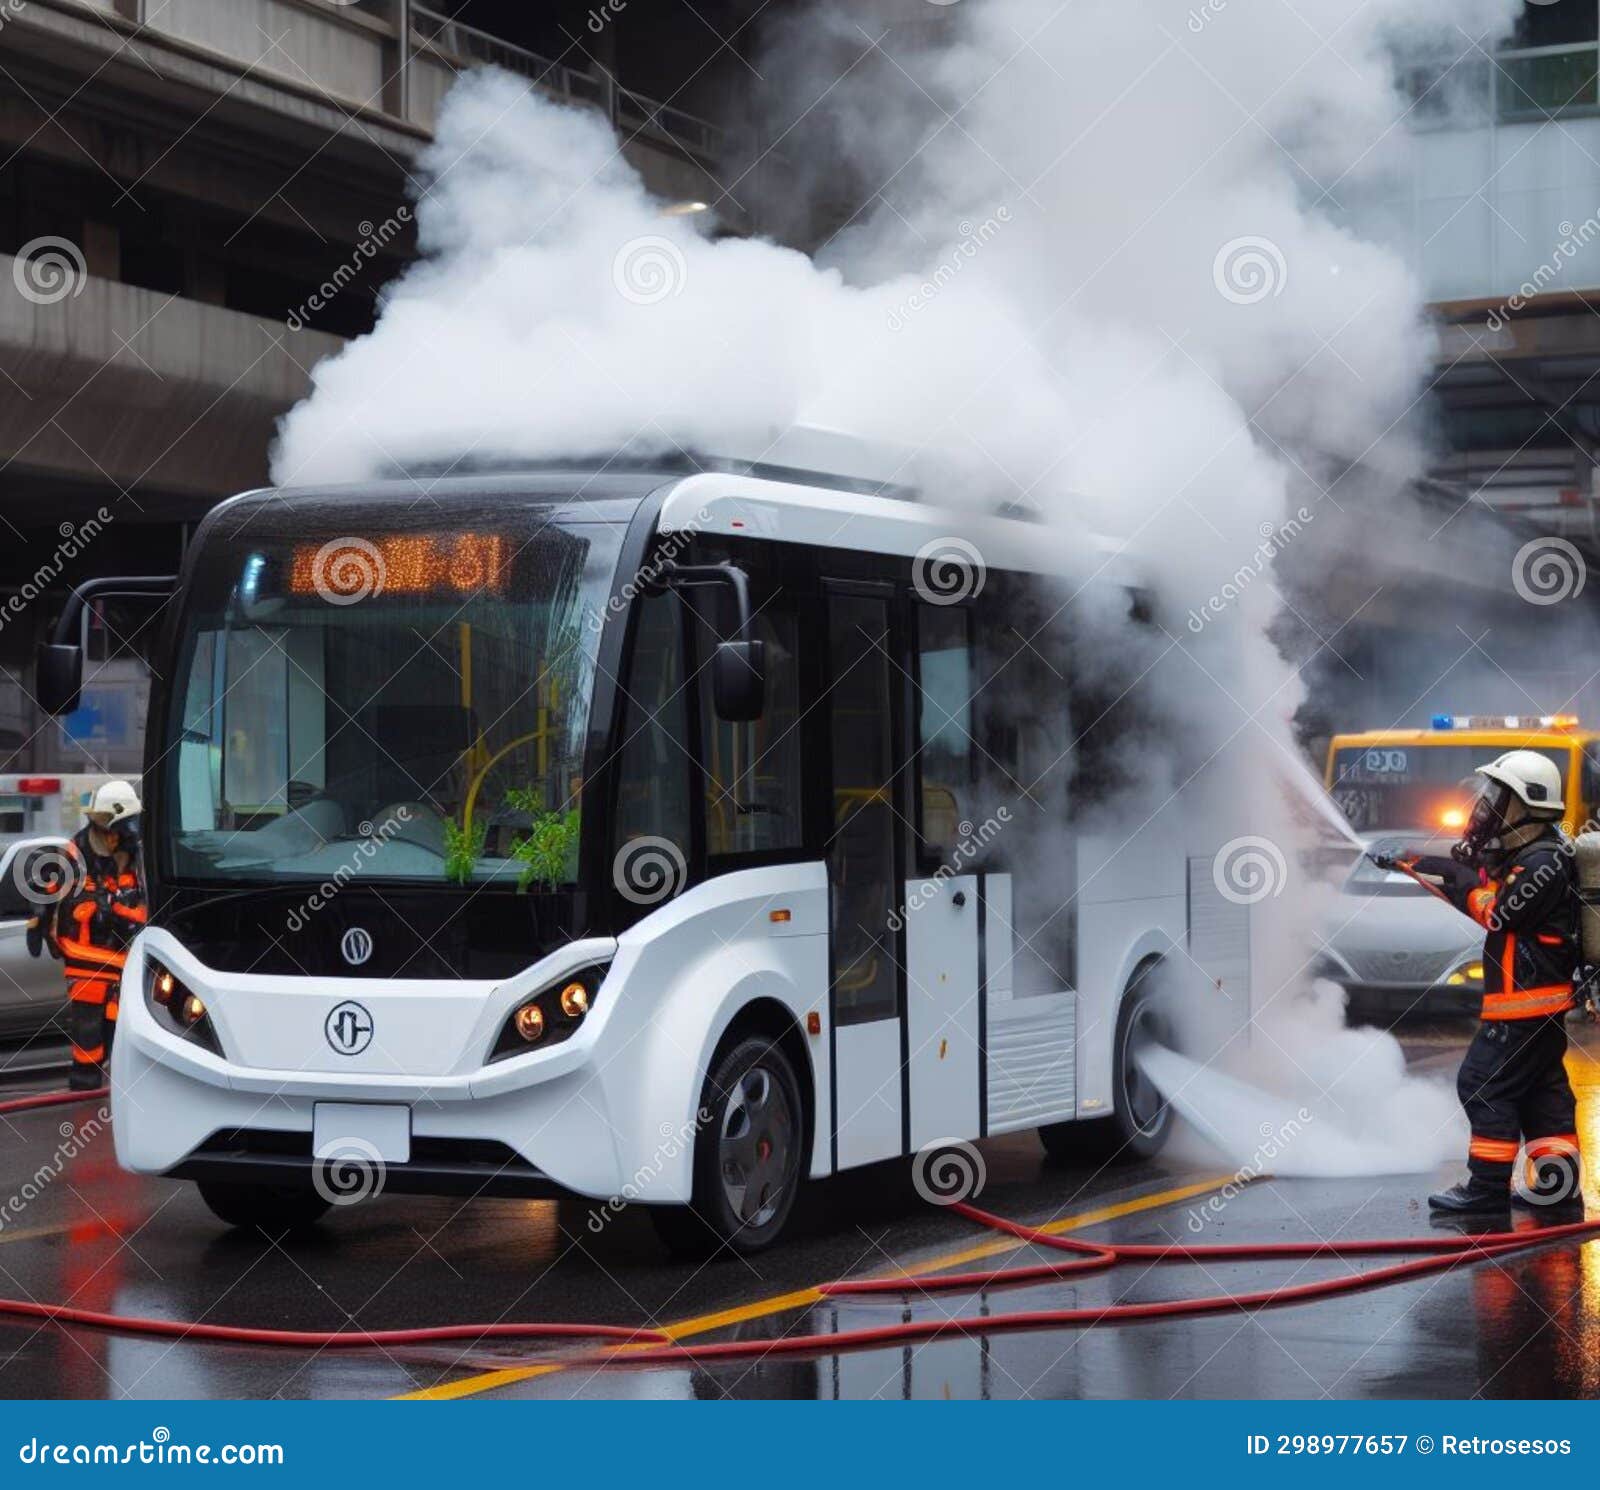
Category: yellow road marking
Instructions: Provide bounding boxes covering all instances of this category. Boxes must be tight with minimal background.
[396,1172,1232,1401]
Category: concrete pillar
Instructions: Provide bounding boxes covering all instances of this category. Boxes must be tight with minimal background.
[383,0,413,122]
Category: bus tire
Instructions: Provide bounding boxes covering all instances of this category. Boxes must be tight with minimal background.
[650,1035,805,1258]
[196,1181,331,1234]
[1039,963,1171,1166]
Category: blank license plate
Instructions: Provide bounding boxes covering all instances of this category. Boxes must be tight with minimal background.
[312,1103,411,1164]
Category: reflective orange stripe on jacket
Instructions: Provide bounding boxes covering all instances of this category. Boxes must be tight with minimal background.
[1480,984,1575,1020]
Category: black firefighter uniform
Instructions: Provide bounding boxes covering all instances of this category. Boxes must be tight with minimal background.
[1406,832,1581,1193]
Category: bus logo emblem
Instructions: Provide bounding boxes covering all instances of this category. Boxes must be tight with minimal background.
[340,927,374,966]
[325,1000,374,1056]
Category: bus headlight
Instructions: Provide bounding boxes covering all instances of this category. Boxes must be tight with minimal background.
[488,964,607,1063]
[144,958,223,1056]
[1444,959,1485,988]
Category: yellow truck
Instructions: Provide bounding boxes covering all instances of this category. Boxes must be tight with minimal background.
[1319,716,1596,1019]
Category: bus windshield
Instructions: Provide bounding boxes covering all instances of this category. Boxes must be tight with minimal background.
[163,504,625,889]
[1329,742,1572,834]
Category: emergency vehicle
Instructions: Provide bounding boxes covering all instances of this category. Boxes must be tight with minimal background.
[1319,715,1598,1018]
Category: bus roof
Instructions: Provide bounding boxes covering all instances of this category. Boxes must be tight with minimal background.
[656,471,1136,585]
[236,464,1138,587]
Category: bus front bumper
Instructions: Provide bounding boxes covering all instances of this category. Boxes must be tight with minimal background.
[110,931,630,1203]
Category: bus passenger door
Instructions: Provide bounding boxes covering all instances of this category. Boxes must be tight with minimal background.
[824,589,905,1169]
[905,603,981,1148]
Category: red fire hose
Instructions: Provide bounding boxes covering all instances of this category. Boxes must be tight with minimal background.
[7,1087,1600,1369]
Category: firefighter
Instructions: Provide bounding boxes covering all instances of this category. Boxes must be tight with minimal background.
[1374,750,1580,1215]
[56,781,145,1091]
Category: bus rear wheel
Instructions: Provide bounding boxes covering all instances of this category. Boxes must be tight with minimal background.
[197,1181,331,1234]
[1040,964,1172,1166]
[651,1035,805,1258]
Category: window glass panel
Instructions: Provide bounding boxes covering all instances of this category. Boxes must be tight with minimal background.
[699,604,802,856]
[165,511,623,888]
[915,604,973,861]
[975,579,1076,996]
[828,595,899,1026]
[1510,2,1599,48]
[613,591,691,885]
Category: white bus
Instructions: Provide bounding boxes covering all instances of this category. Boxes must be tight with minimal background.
[37,462,1252,1253]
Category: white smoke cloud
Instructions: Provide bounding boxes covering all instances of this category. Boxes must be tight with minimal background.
[272,0,1528,1177]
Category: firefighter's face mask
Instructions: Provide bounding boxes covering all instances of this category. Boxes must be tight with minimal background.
[1456,780,1514,863]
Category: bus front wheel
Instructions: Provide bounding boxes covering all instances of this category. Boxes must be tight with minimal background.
[1039,965,1172,1166]
[651,1035,805,1258]
[196,1181,331,1234]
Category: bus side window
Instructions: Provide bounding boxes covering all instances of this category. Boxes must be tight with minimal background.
[611,591,692,884]
[696,602,803,858]
[914,603,974,867]
[974,575,1077,996]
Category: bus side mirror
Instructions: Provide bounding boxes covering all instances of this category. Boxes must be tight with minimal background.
[37,573,177,718]
[713,639,765,722]
[36,643,83,716]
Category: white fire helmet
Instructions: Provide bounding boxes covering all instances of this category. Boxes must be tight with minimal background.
[1476,750,1564,816]
[86,779,142,827]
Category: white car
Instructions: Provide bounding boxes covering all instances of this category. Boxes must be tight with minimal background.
[1316,834,1484,1020]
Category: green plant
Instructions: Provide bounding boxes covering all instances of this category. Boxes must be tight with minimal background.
[507,798,581,892]
[443,815,487,887]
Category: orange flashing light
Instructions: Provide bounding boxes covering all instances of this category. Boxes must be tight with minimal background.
[769,908,792,924]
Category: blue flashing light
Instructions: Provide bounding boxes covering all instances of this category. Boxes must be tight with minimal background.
[1431,715,1452,729]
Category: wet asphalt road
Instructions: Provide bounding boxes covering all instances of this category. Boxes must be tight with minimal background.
[2,1019,1600,1400]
